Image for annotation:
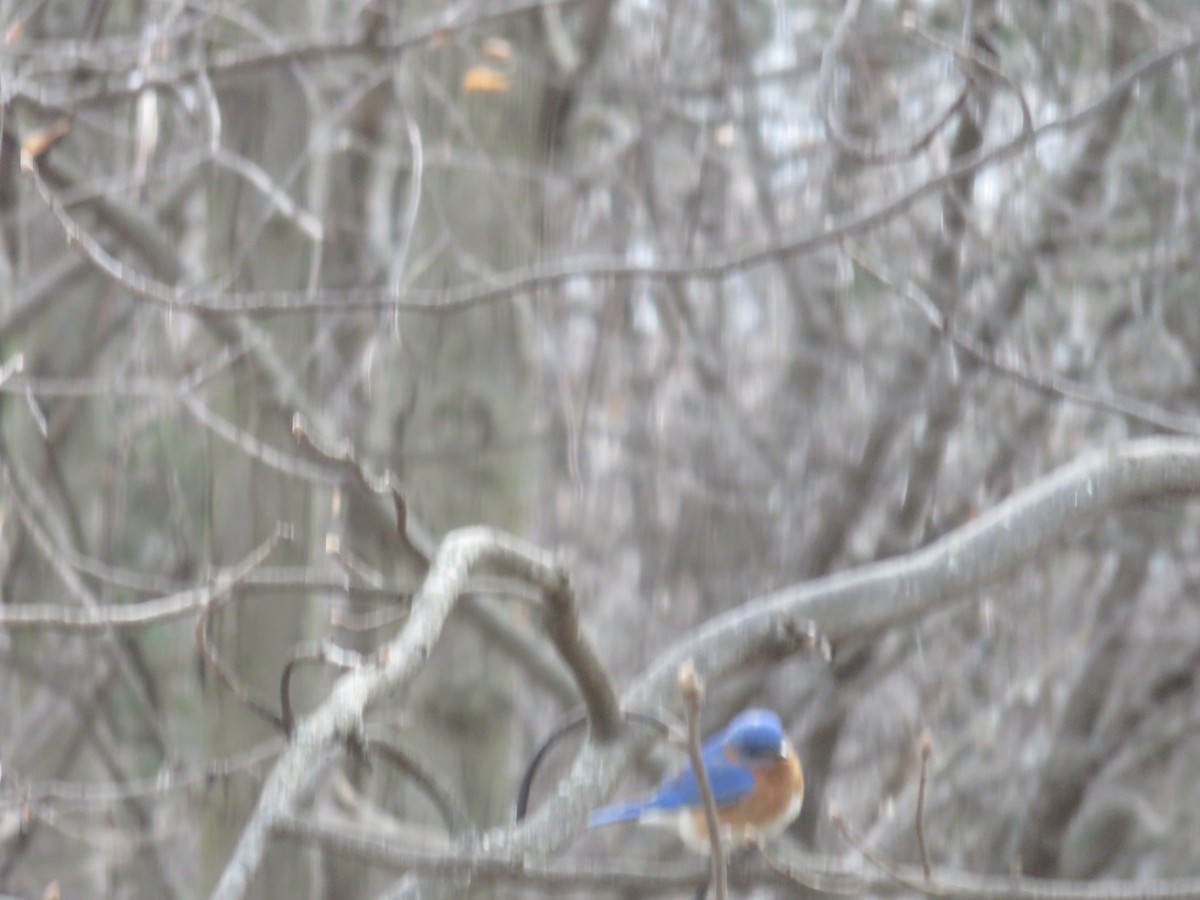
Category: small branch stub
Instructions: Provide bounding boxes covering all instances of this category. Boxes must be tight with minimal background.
[677,658,704,705]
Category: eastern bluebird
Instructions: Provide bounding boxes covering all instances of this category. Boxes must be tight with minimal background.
[589,708,804,852]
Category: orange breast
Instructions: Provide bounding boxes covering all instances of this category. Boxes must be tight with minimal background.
[688,746,804,846]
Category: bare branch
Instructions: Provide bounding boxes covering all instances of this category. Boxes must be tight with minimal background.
[6,737,285,813]
[196,569,290,734]
[917,731,934,881]
[209,527,602,900]
[280,641,368,735]
[277,814,1200,900]
[833,807,946,895]
[367,735,473,837]
[0,532,283,632]
[24,32,1200,322]
[541,571,621,741]
[624,438,1200,712]
[850,247,1200,437]
[13,0,584,105]
[292,413,435,564]
[679,660,726,900]
[277,814,717,892]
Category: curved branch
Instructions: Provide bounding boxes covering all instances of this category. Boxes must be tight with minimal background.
[210,526,619,900]
[368,736,473,837]
[624,438,1200,710]
[539,570,621,740]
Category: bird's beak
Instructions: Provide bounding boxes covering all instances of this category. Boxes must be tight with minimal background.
[776,741,788,758]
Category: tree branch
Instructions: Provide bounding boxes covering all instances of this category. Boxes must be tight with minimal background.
[209,526,617,900]
[277,813,1200,900]
[679,660,726,899]
[0,533,282,632]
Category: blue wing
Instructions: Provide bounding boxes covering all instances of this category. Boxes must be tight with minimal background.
[641,738,755,813]
[589,724,755,826]
[589,800,649,826]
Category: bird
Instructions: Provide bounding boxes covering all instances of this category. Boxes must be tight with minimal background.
[588,708,804,852]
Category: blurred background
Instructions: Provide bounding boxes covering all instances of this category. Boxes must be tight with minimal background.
[2,0,1200,896]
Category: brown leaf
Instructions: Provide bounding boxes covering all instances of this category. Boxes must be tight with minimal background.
[462,66,509,95]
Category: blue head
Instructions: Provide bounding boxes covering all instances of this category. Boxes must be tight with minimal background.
[723,709,788,764]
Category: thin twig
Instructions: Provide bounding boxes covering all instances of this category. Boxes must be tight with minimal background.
[902,12,1034,138]
[754,843,863,895]
[8,737,286,813]
[368,735,473,836]
[832,807,942,895]
[848,246,1200,437]
[818,0,976,163]
[515,716,588,822]
[0,533,284,631]
[330,605,412,633]
[388,115,423,297]
[181,395,333,482]
[326,533,388,589]
[917,730,933,880]
[679,660,727,900]
[195,531,295,734]
[196,598,286,732]
[280,641,367,734]
[210,146,323,241]
[517,711,671,821]
[291,412,434,564]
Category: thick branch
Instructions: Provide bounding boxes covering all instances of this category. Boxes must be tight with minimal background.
[624,438,1200,710]
[278,815,1200,900]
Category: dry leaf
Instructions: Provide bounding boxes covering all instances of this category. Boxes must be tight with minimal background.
[462,66,509,95]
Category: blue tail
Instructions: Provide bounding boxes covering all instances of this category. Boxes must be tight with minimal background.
[589,801,645,827]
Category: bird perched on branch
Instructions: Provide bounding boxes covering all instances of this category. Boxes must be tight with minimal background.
[589,708,804,851]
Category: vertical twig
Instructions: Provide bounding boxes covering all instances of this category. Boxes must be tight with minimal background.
[678,660,727,900]
[916,730,933,880]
